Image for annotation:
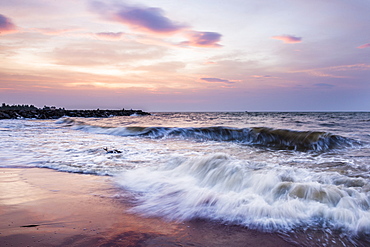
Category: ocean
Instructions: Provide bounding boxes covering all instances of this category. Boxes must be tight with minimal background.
[1,112,370,246]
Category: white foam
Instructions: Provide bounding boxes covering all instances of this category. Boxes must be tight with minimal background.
[115,153,370,235]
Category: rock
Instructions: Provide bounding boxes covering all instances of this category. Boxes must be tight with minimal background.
[0,108,150,119]
[103,147,122,154]
[0,112,11,119]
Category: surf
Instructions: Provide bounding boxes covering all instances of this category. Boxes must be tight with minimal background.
[115,153,370,236]
[57,117,358,151]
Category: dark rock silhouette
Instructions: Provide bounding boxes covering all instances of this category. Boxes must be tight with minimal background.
[0,103,150,119]
[103,147,122,154]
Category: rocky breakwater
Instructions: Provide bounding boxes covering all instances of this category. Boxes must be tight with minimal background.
[0,108,150,119]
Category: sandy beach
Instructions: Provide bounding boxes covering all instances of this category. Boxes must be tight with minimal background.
[0,168,296,247]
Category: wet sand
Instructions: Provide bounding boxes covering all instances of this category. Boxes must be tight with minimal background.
[0,168,296,246]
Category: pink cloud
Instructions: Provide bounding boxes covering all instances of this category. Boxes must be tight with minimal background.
[271,35,302,44]
[0,14,17,34]
[201,77,234,84]
[204,61,217,65]
[95,32,124,40]
[182,31,222,48]
[357,43,370,49]
[32,27,80,35]
[252,75,272,78]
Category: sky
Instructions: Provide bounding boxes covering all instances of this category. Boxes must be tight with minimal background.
[0,0,369,111]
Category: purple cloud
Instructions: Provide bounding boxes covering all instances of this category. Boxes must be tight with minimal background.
[91,2,187,34]
[271,35,302,44]
[314,83,335,88]
[95,32,124,40]
[183,31,222,47]
[90,2,222,48]
[0,14,17,34]
[116,7,186,33]
[357,43,370,49]
[201,77,233,84]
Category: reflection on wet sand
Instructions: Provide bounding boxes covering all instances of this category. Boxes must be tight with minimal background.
[0,168,294,246]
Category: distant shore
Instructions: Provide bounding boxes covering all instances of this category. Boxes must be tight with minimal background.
[0,104,150,119]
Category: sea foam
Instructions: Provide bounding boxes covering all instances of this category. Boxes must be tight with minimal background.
[115,153,370,235]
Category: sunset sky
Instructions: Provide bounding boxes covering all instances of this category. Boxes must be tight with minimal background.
[1,0,369,111]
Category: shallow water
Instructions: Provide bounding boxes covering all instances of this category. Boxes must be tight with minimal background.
[1,112,370,246]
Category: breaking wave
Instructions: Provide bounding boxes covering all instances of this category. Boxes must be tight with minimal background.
[115,153,370,236]
[57,117,358,151]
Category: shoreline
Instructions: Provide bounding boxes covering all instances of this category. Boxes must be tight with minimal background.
[0,168,296,246]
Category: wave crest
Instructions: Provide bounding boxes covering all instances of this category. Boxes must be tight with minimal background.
[57,118,358,151]
[249,127,353,151]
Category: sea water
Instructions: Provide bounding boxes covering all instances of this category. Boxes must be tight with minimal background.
[1,112,369,246]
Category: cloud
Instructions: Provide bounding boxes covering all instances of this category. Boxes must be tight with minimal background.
[314,83,335,88]
[91,2,187,34]
[357,43,370,49]
[291,64,370,79]
[307,71,347,78]
[0,14,17,34]
[326,64,370,71]
[95,32,124,40]
[271,35,302,44]
[90,2,222,48]
[135,62,186,73]
[31,27,80,35]
[182,31,222,48]
[201,77,234,84]
[51,42,166,66]
[252,75,273,78]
